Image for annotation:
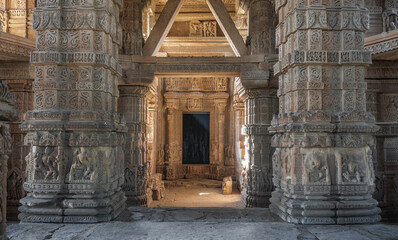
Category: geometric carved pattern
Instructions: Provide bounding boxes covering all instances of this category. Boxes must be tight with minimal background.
[270,0,381,225]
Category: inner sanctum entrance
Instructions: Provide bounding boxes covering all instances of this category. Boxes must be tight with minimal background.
[183,113,210,165]
[147,76,245,208]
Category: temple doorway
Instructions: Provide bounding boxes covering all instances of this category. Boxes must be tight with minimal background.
[182,113,210,165]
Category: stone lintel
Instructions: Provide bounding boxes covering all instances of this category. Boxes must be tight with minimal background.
[365,29,398,60]
[0,32,35,61]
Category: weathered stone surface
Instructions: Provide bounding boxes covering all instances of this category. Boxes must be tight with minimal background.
[270,0,381,224]
[0,0,398,229]
[18,0,127,223]
[151,173,165,200]
[7,207,398,240]
[0,80,18,240]
[222,176,232,195]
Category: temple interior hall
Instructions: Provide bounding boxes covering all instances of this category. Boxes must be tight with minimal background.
[1,0,398,239]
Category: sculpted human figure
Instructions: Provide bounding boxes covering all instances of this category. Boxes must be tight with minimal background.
[69,147,93,181]
[42,147,59,180]
[304,151,329,184]
[343,157,362,183]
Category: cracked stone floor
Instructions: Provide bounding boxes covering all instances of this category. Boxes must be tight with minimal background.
[7,180,398,240]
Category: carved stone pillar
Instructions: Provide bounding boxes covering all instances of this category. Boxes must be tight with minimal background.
[19,0,127,223]
[366,61,398,221]
[216,101,226,166]
[118,85,152,206]
[0,0,8,32]
[271,1,380,224]
[121,0,144,55]
[6,79,33,220]
[0,80,18,240]
[241,89,277,207]
[7,0,27,37]
[364,0,383,37]
[383,0,398,32]
[165,103,180,180]
[248,0,274,56]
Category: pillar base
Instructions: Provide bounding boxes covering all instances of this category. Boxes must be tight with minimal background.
[19,191,126,223]
[125,190,153,207]
[270,188,381,225]
[241,190,271,208]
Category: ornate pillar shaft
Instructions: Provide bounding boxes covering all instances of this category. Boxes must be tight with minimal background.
[121,0,144,55]
[216,102,226,167]
[366,61,398,221]
[20,0,127,223]
[0,80,18,240]
[6,78,33,220]
[270,0,380,224]
[248,0,273,56]
[240,0,277,207]
[118,85,151,206]
[165,103,180,180]
[241,89,277,207]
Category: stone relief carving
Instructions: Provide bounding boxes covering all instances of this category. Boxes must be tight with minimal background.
[270,0,380,225]
[164,77,228,92]
[383,9,398,32]
[303,150,330,184]
[34,147,59,181]
[189,20,217,37]
[68,147,94,182]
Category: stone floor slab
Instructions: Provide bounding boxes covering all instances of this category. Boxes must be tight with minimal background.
[7,207,398,240]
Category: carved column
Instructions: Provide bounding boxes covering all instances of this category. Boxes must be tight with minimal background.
[118,85,152,206]
[241,89,277,207]
[215,100,227,167]
[366,61,398,221]
[121,0,144,55]
[20,0,127,223]
[0,81,18,240]
[248,0,274,56]
[0,0,8,32]
[364,0,383,37]
[271,1,380,224]
[383,0,398,32]
[6,79,33,220]
[240,0,277,207]
[165,102,180,180]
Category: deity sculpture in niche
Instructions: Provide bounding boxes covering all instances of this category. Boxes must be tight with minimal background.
[341,151,365,184]
[303,150,330,184]
[7,168,23,202]
[33,147,59,181]
[69,147,94,182]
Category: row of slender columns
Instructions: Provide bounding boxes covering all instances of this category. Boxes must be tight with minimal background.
[20,0,127,223]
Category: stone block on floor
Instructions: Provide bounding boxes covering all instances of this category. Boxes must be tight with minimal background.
[222,176,232,195]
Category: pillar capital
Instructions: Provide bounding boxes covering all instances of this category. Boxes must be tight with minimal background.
[119,85,150,97]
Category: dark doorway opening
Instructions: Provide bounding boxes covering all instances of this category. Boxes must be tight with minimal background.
[183,113,210,164]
